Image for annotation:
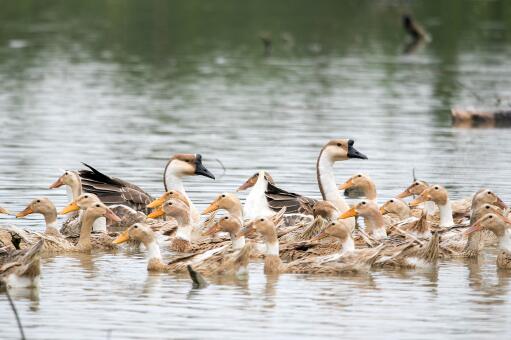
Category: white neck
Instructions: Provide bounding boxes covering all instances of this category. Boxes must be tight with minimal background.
[231,235,246,250]
[266,241,279,256]
[165,171,199,223]
[340,237,355,254]
[176,223,192,242]
[92,217,107,232]
[499,229,511,253]
[438,201,454,228]
[423,201,436,215]
[372,227,387,240]
[146,240,162,260]
[318,153,349,212]
[47,220,58,229]
[244,173,274,219]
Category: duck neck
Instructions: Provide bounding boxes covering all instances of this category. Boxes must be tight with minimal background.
[176,223,192,242]
[438,201,454,227]
[68,180,82,201]
[339,236,355,254]
[230,232,246,250]
[227,205,244,221]
[265,233,280,256]
[77,211,96,249]
[316,150,349,212]
[145,239,162,260]
[499,229,511,253]
[364,212,387,239]
[365,183,377,201]
[43,210,59,233]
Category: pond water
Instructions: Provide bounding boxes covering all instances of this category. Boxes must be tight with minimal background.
[1,0,511,339]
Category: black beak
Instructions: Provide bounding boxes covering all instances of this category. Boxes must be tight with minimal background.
[194,154,215,180]
[347,140,368,160]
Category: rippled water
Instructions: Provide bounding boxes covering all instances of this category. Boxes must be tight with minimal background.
[1,0,511,339]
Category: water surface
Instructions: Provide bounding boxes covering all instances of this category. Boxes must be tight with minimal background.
[1,1,511,339]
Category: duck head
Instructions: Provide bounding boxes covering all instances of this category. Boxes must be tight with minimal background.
[49,170,81,189]
[113,223,155,245]
[339,173,376,200]
[466,213,511,238]
[238,217,276,241]
[16,197,56,219]
[380,198,411,218]
[148,198,190,223]
[410,185,449,207]
[237,171,274,191]
[147,190,189,209]
[202,215,242,236]
[472,188,507,210]
[312,201,338,220]
[313,221,351,242]
[84,203,121,222]
[339,200,380,219]
[59,193,101,215]
[396,180,429,199]
[202,193,241,214]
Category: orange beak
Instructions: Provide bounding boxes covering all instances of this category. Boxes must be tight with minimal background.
[339,179,354,190]
[147,193,168,209]
[396,190,411,199]
[105,208,122,223]
[379,206,387,214]
[339,207,358,219]
[147,208,165,219]
[202,222,221,236]
[113,230,130,244]
[202,201,220,215]
[49,177,64,189]
[16,206,34,218]
[59,201,80,215]
[409,193,429,207]
[237,177,256,192]
[0,207,12,215]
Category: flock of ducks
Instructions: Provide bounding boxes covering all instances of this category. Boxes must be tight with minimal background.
[1,138,511,290]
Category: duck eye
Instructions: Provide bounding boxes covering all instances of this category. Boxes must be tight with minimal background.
[414,182,419,186]
[486,205,490,209]
[362,201,366,205]
[434,186,439,190]
[36,200,41,203]
[489,215,493,219]
[84,195,88,198]
[169,191,173,195]
[487,191,492,195]
[390,200,394,203]
[260,218,264,222]
[224,217,228,220]
[96,204,100,208]
[357,174,362,177]
[133,225,138,229]
[336,143,342,147]
[221,194,226,198]
[168,202,172,206]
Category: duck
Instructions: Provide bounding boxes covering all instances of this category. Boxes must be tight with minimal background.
[113,223,252,276]
[465,213,511,269]
[0,240,44,288]
[239,217,383,275]
[49,170,82,202]
[16,201,121,253]
[338,173,377,203]
[340,200,388,240]
[410,185,455,228]
[451,108,511,128]
[147,199,198,252]
[202,215,247,251]
[402,14,431,42]
[237,139,367,228]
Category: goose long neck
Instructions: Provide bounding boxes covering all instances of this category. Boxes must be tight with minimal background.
[316,150,349,212]
[164,170,198,222]
[71,179,82,199]
[77,211,96,249]
[438,201,454,227]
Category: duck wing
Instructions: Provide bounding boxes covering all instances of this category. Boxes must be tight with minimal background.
[265,183,317,215]
[79,163,153,213]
